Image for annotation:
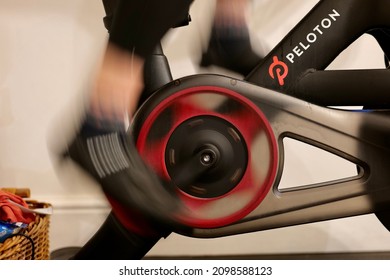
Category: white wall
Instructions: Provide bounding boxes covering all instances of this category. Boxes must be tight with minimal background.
[1,0,390,257]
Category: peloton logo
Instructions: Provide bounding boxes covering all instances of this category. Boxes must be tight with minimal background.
[269,56,289,86]
[268,8,341,86]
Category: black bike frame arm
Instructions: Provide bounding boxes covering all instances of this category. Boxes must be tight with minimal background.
[246,0,390,104]
[291,69,390,107]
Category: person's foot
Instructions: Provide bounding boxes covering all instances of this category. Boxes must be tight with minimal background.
[200,27,263,76]
[61,114,184,229]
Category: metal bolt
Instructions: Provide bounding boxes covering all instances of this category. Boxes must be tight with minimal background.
[202,154,212,163]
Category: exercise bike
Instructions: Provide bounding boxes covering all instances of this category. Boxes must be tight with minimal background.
[60,0,390,259]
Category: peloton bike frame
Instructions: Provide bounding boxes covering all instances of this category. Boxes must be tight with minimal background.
[71,0,390,259]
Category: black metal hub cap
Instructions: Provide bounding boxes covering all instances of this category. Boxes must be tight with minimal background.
[165,116,248,198]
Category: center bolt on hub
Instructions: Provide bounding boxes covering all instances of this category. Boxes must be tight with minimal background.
[200,152,214,165]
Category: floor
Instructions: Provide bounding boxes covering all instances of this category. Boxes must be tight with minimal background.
[51,247,390,260]
[145,252,390,260]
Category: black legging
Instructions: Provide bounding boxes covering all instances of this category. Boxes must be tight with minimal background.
[102,0,193,58]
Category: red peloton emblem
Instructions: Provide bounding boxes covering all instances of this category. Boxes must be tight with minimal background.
[268,56,289,86]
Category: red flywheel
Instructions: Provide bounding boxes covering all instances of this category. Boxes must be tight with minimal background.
[136,86,278,229]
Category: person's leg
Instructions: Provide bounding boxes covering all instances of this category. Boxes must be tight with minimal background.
[200,0,262,76]
[63,0,193,238]
[95,0,193,126]
[88,42,144,129]
[214,0,248,28]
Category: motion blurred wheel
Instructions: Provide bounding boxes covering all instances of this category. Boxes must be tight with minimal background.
[133,85,278,229]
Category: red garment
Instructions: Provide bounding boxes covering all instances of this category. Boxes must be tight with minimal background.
[0,190,35,224]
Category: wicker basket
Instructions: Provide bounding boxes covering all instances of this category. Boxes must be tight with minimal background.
[0,201,51,260]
